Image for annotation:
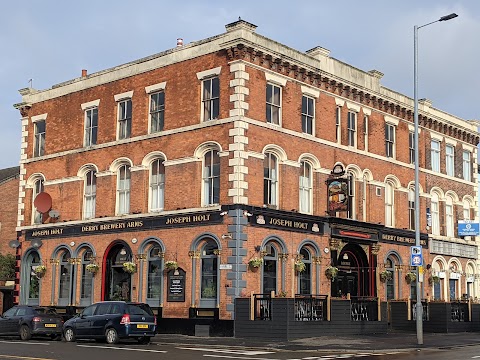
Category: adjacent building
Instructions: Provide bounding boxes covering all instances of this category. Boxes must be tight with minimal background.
[13,20,479,334]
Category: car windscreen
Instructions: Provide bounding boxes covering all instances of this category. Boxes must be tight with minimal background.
[127,304,154,316]
[34,308,58,315]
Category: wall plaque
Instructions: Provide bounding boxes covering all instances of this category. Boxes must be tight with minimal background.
[167,268,186,302]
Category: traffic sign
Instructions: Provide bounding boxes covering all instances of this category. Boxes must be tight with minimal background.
[410,246,423,267]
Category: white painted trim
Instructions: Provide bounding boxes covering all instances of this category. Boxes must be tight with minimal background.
[430,132,444,142]
[145,81,167,94]
[114,90,134,102]
[196,66,222,80]
[31,113,47,123]
[81,99,100,110]
[164,156,200,167]
[362,107,371,116]
[346,101,361,113]
[407,124,421,134]
[334,97,345,107]
[462,143,474,152]
[384,115,399,126]
[265,72,287,87]
[445,137,457,147]
[300,85,320,98]
[45,176,81,186]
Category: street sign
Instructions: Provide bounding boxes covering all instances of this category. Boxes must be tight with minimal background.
[219,264,232,270]
[410,246,423,267]
[458,220,480,236]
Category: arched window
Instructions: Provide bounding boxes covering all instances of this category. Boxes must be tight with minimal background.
[147,245,162,300]
[58,250,73,306]
[431,193,440,236]
[24,251,41,305]
[433,260,444,300]
[117,164,131,215]
[80,249,94,306]
[298,248,311,295]
[264,153,278,207]
[449,262,459,300]
[150,159,165,212]
[445,196,454,238]
[466,263,475,299]
[362,173,369,222]
[263,243,278,294]
[299,161,312,214]
[200,241,218,306]
[32,178,44,224]
[347,172,356,220]
[385,255,399,300]
[203,149,220,206]
[408,188,415,230]
[385,181,395,227]
[83,170,96,219]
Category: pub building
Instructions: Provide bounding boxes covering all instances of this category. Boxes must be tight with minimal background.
[13,19,479,335]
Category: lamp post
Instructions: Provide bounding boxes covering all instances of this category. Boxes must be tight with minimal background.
[413,12,458,346]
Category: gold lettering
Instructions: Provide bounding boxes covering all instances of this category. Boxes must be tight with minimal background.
[269,218,293,227]
[166,216,191,225]
[294,221,308,229]
[31,230,50,237]
[82,225,98,232]
[50,228,63,235]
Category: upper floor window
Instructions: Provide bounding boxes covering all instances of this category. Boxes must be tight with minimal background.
[445,196,454,238]
[301,96,314,135]
[149,159,165,212]
[264,153,278,207]
[431,193,440,236]
[431,140,440,172]
[446,145,454,177]
[385,124,395,158]
[83,170,96,219]
[84,108,98,147]
[347,111,357,147]
[266,84,281,125]
[118,99,132,140]
[463,151,471,181]
[408,188,415,230]
[202,77,219,121]
[116,165,131,215]
[363,115,369,152]
[335,106,341,143]
[34,120,46,157]
[409,132,415,164]
[203,149,220,206]
[150,92,165,133]
[385,181,395,227]
[299,161,312,214]
[347,172,356,220]
[32,178,44,225]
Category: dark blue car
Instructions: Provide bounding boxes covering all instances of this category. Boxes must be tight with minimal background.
[63,301,156,344]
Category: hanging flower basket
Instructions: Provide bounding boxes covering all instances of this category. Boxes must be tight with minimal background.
[248,257,263,271]
[428,275,440,285]
[122,261,137,274]
[34,265,47,278]
[325,266,338,281]
[380,270,392,283]
[405,271,417,284]
[164,260,178,271]
[294,260,306,273]
[85,263,99,275]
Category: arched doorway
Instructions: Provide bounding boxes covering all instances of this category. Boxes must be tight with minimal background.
[332,244,370,298]
[103,242,133,301]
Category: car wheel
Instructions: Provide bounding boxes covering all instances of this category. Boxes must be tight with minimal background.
[137,336,151,345]
[19,325,32,341]
[105,328,118,344]
[64,327,76,342]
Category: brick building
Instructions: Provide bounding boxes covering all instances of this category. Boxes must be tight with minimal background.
[13,20,479,334]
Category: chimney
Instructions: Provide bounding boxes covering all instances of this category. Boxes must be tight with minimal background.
[176,38,183,47]
[81,69,87,77]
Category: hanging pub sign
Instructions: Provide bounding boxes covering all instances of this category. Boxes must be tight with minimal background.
[327,178,349,214]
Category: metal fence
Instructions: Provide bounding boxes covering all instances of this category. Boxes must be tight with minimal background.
[294,295,327,321]
[411,300,429,321]
[253,293,272,321]
[451,301,468,322]
[350,297,378,321]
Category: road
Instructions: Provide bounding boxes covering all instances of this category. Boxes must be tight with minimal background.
[0,338,479,360]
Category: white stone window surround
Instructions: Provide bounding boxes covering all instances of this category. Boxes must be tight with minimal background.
[145,82,167,134]
[407,124,422,134]
[300,85,319,99]
[462,143,474,152]
[430,132,444,142]
[445,138,457,147]
[198,67,222,123]
[145,82,167,94]
[265,72,286,127]
[81,99,100,111]
[31,113,48,123]
[384,115,399,126]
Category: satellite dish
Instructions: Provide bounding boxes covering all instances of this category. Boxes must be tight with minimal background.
[34,192,52,213]
[8,240,20,249]
[31,239,43,249]
[49,209,60,219]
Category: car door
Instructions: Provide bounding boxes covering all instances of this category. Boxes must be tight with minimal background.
[74,304,97,337]
[90,303,112,337]
[0,307,18,335]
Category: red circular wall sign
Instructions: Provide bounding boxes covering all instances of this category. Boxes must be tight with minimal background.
[33,192,52,213]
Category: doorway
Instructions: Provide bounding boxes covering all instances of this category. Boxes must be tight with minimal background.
[103,242,132,301]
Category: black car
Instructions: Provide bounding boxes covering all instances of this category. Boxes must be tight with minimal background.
[0,305,63,341]
[63,301,156,344]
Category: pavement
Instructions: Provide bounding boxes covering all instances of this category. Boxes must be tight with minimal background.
[152,331,480,352]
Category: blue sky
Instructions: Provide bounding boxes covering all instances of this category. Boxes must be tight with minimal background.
[1,1,478,169]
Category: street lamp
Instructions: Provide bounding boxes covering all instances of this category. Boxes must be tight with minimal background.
[413,12,458,346]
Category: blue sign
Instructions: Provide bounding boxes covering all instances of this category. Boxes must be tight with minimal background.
[410,246,422,267]
[458,220,480,236]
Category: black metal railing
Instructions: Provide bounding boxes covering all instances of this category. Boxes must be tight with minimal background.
[451,301,468,322]
[350,297,378,321]
[294,295,327,321]
[411,300,429,321]
[253,293,272,321]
